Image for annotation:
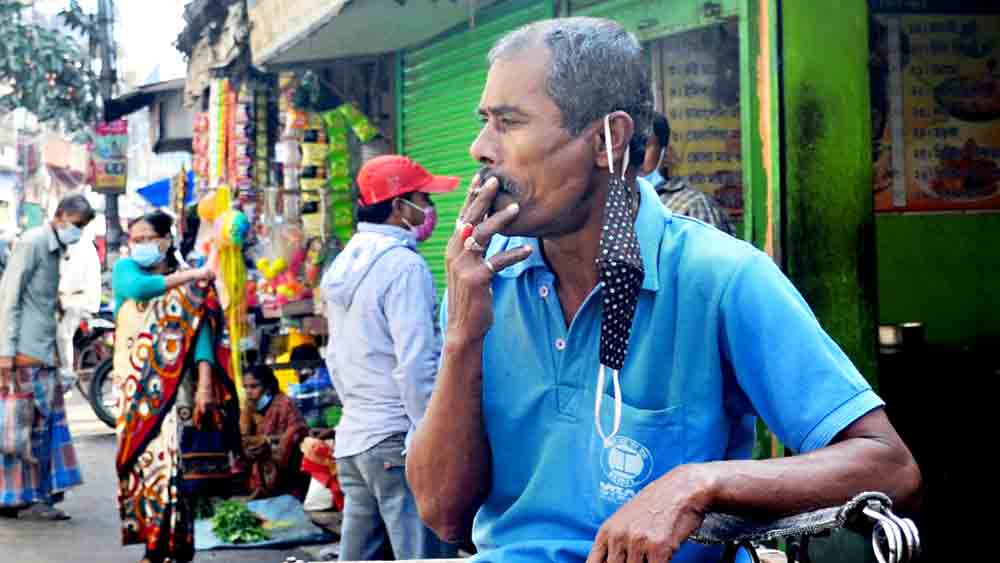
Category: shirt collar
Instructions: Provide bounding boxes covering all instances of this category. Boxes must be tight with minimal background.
[487,177,667,292]
[357,222,417,248]
[47,223,62,254]
[661,177,687,193]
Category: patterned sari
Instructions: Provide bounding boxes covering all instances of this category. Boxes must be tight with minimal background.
[114,280,238,562]
[240,393,309,499]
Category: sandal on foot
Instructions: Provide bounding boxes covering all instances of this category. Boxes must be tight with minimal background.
[17,503,70,521]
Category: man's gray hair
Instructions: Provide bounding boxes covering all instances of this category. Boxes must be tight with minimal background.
[56,193,96,223]
[488,17,653,165]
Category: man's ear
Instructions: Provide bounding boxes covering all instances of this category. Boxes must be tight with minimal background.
[592,111,636,171]
[389,197,405,221]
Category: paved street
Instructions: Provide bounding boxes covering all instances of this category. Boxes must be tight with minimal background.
[0,391,329,563]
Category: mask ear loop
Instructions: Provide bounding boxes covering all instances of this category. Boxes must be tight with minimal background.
[603,113,631,180]
[400,197,428,222]
[594,365,623,448]
[621,142,630,181]
[603,114,616,177]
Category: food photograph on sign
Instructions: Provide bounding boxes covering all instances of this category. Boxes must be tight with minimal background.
[872,14,1000,212]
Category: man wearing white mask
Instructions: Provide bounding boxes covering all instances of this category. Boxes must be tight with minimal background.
[0,193,94,520]
[320,154,459,561]
[56,221,103,385]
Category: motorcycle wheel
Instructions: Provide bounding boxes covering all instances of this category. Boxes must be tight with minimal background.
[89,358,118,428]
[76,336,110,374]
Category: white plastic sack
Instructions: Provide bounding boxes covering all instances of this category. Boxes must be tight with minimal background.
[303,477,334,511]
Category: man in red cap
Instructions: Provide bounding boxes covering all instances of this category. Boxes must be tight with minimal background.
[319,155,459,561]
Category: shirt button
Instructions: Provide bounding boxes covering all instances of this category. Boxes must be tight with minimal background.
[554,338,567,351]
[539,285,550,298]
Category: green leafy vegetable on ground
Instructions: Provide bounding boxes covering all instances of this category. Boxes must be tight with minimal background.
[210,500,271,544]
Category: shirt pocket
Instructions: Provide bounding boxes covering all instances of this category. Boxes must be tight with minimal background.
[584,390,686,525]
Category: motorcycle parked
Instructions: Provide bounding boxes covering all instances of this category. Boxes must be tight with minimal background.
[63,306,118,428]
[88,357,117,428]
[73,307,115,381]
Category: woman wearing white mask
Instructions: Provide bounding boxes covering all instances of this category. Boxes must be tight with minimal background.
[111,210,234,563]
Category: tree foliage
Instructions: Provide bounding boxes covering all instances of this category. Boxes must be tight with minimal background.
[0,0,103,132]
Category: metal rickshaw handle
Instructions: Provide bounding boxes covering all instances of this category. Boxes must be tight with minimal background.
[690,492,921,563]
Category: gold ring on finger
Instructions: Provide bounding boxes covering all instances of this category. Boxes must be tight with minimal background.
[464,236,485,253]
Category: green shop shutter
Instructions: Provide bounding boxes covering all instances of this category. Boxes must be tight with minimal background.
[568,0,740,40]
[399,0,554,295]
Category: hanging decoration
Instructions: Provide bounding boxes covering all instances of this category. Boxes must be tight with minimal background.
[210,185,250,405]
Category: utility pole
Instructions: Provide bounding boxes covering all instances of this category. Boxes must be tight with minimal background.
[97,0,121,269]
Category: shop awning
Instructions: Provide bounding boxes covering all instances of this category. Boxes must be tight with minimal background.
[252,0,499,68]
[105,79,187,122]
[136,171,195,209]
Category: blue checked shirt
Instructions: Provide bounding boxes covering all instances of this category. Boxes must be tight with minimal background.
[658,177,736,236]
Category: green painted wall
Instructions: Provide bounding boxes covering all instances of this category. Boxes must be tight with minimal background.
[877,213,1000,345]
[781,0,879,385]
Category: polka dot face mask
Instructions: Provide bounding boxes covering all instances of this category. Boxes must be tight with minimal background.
[593,114,645,448]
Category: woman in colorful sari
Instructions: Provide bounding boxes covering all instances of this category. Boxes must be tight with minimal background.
[240,364,309,500]
[113,211,236,563]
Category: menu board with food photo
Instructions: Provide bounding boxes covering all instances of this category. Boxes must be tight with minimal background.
[874,13,1000,212]
[655,21,743,217]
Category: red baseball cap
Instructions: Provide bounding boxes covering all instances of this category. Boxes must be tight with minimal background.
[357,155,460,206]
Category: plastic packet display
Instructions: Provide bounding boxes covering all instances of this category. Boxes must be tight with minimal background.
[301,143,329,168]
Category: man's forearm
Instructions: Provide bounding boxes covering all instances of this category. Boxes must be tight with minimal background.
[698,410,922,517]
[406,338,491,542]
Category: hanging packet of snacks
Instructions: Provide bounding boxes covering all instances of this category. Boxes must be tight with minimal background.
[322,110,352,241]
[192,112,211,194]
[227,82,256,196]
[323,104,386,241]
[298,113,327,238]
[208,79,229,188]
[254,86,270,187]
[336,103,379,143]
[275,73,300,219]
[300,113,328,203]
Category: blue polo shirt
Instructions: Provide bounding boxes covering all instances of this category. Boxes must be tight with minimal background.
[441,180,883,563]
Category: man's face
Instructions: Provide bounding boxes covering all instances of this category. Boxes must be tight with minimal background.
[640,136,662,176]
[471,48,600,238]
[398,192,432,225]
[55,212,90,231]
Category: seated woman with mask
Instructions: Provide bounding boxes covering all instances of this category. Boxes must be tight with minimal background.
[241,364,310,500]
[112,210,239,563]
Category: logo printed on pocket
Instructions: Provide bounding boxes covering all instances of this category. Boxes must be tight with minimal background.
[599,435,654,505]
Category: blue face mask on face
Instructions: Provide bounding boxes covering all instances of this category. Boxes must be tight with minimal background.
[640,147,667,188]
[131,242,164,268]
[56,225,82,246]
[256,392,273,412]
